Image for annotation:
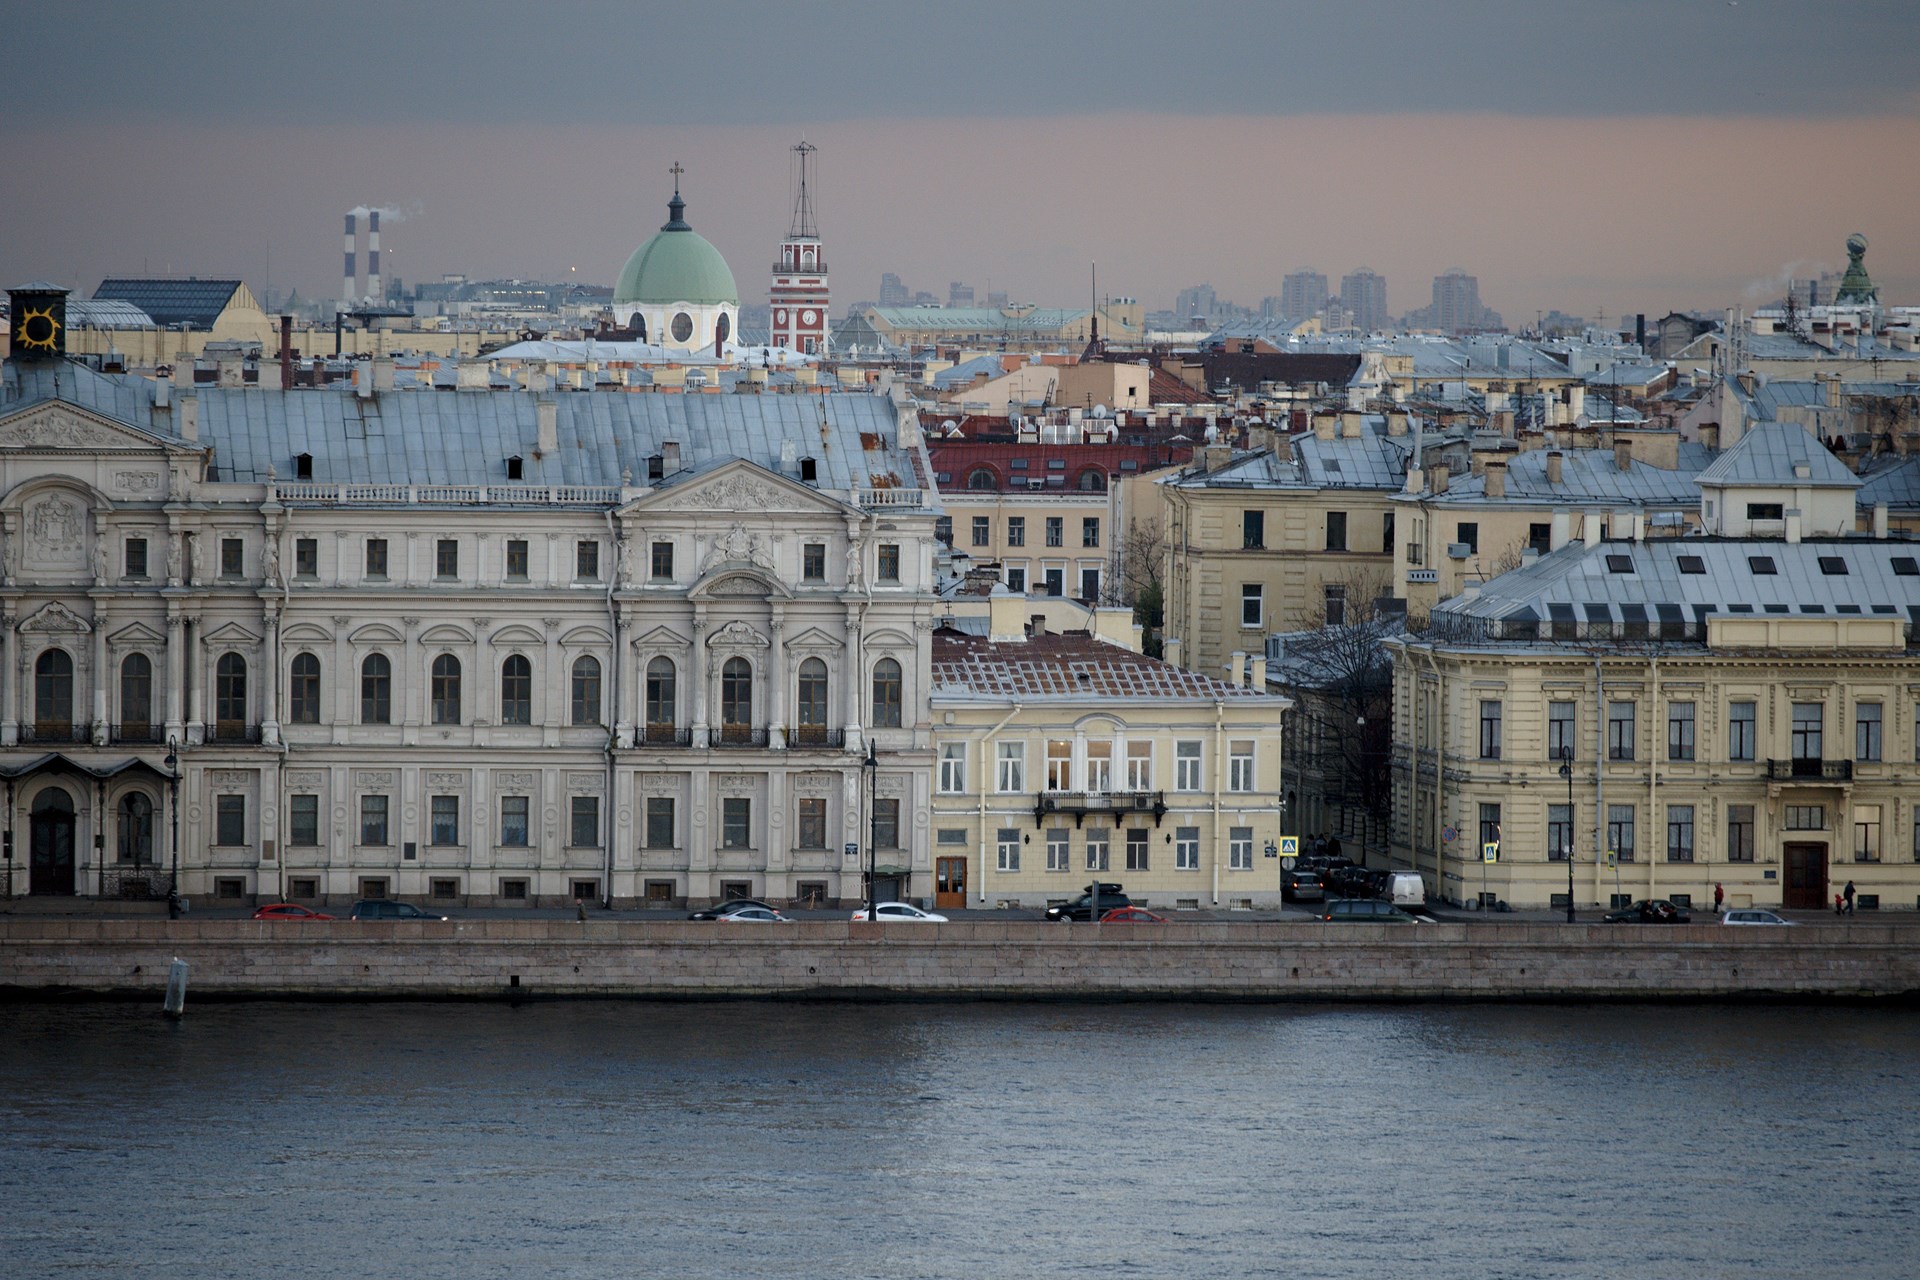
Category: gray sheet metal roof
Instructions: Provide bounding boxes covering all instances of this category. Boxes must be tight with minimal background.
[93,278,244,329]
[2,359,177,435]
[1166,420,1411,493]
[869,306,1089,334]
[1697,422,1860,489]
[1422,444,1705,509]
[1858,456,1920,511]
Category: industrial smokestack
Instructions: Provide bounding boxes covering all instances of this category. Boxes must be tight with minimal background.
[343,212,357,303]
[367,209,381,303]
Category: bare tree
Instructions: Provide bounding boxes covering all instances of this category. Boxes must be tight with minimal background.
[1109,515,1168,655]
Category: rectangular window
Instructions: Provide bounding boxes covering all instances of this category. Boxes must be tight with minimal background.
[722,798,751,849]
[570,795,600,848]
[1125,741,1152,791]
[996,741,1025,793]
[294,537,318,579]
[650,541,674,579]
[1079,567,1101,601]
[644,797,676,849]
[1856,702,1883,762]
[1855,804,1882,863]
[938,743,967,794]
[1729,701,1756,762]
[360,794,390,846]
[1006,517,1025,548]
[1547,803,1573,862]
[1607,805,1636,862]
[1046,740,1073,792]
[1229,826,1253,871]
[1479,802,1501,851]
[1175,740,1202,791]
[1241,584,1263,628]
[1326,510,1347,551]
[877,544,900,581]
[1456,522,1479,554]
[1044,568,1066,598]
[803,543,826,581]
[1005,566,1028,593]
[1085,741,1112,793]
[1791,702,1823,761]
[971,516,990,547]
[499,796,529,847]
[435,539,458,579]
[873,799,900,850]
[1175,826,1200,871]
[1607,701,1636,761]
[1243,510,1264,550]
[575,541,600,582]
[1125,828,1150,872]
[1746,502,1784,521]
[1528,522,1551,554]
[1667,702,1695,761]
[996,827,1021,872]
[1082,517,1100,548]
[1726,804,1755,862]
[1229,741,1255,792]
[1046,827,1070,872]
[1666,805,1694,863]
[1382,512,1395,554]
[431,795,460,846]
[1548,702,1575,761]
[365,538,388,578]
[505,539,529,580]
[1479,701,1502,760]
[1323,584,1346,626]
[220,537,244,577]
[1786,805,1825,831]
[1045,517,1063,548]
[215,794,246,846]
[288,794,319,846]
[124,537,148,578]
[796,797,826,849]
[1083,828,1110,873]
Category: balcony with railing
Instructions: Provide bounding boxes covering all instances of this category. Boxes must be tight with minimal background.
[22,722,93,744]
[272,482,622,507]
[1766,758,1853,782]
[789,724,845,749]
[1033,790,1168,828]
[640,724,694,747]
[716,725,771,748]
[207,722,263,745]
[111,723,166,745]
[857,487,928,509]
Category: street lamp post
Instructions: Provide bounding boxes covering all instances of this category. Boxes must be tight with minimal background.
[1558,747,1575,924]
[863,740,879,922]
[164,736,182,920]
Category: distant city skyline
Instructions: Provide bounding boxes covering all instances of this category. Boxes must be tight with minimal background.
[3,2,1917,324]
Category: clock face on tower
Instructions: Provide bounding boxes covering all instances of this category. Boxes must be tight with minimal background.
[773,309,787,325]
[800,309,817,326]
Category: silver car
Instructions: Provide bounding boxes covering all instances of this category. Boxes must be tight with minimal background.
[1721,909,1796,926]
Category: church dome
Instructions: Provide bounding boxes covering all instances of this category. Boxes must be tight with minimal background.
[613,190,738,307]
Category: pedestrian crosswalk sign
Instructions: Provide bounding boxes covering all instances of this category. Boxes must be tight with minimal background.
[1280,836,1298,857]
[1483,841,1499,863]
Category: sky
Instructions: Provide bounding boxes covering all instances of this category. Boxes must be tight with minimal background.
[4,0,1919,325]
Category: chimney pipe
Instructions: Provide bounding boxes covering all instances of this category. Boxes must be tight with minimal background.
[1614,439,1632,472]
[1874,502,1889,539]
[1249,655,1267,688]
[1029,614,1047,639]
[537,398,558,454]
[279,315,294,391]
[1549,509,1571,551]
[1484,461,1507,499]
[1229,650,1246,686]
[1430,463,1449,495]
[662,440,682,473]
[343,212,357,303]
[1546,450,1564,485]
[366,209,381,303]
[1785,509,1802,544]
[1582,515,1600,548]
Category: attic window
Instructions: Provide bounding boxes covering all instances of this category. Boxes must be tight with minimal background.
[1009,458,1029,470]
[1119,460,1139,472]
[1872,604,1898,614]
[1800,605,1826,614]
[1323,460,1342,473]
[1605,554,1634,574]
[1836,604,1862,614]
[647,454,665,482]
[934,472,952,485]
[1677,556,1706,575]
[1748,556,1777,575]
[799,456,818,483]
[295,453,313,480]
[1727,603,1754,614]
[1047,459,1066,471]
[1818,556,1848,576]
[1763,604,1790,614]
[506,456,524,480]
[1892,556,1919,576]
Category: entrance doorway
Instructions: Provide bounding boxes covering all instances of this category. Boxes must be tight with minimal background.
[935,857,967,910]
[30,787,76,896]
[1783,842,1828,910]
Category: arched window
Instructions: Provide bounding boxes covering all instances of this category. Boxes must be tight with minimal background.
[720,657,753,743]
[645,657,677,738]
[119,653,153,737]
[34,649,73,734]
[431,655,462,724]
[499,655,531,725]
[871,658,903,729]
[715,313,731,344]
[361,654,391,724]
[1077,468,1107,492]
[570,656,602,726]
[215,653,248,736]
[288,652,321,724]
[117,793,154,866]
[630,313,646,342]
[795,658,829,745]
[966,467,998,491]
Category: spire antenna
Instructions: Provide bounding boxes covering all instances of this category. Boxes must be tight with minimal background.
[790,141,818,240]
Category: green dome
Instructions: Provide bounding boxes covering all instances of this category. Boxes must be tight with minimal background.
[613,192,737,306]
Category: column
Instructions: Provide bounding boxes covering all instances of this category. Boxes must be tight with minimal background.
[689,610,709,748]
[0,610,16,745]
[184,618,205,745]
[164,612,184,741]
[91,610,108,745]
[400,617,420,741]
[767,611,787,750]
[842,605,863,754]
[261,610,281,747]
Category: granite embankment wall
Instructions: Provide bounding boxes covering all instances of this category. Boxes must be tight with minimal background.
[3,920,1916,1001]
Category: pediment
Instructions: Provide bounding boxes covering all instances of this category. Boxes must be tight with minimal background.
[280,623,334,644]
[485,624,544,647]
[624,458,854,517]
[419,623,474,645]
[0,401,177,454]
[631,624,690,650]
[203,620,262,646]
[706,618,770,649]
[107,620,166,647]
[784,625,844,652]
[689,565,792,602]
[560,625,612,647]
[19,601,91,634]
[349,623,402,645]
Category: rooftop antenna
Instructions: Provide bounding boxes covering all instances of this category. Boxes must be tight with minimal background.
[790,141,818,239]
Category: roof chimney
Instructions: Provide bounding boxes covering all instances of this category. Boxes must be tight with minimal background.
[279,315,294,391]
[1582,515,1601,548]
[1029,614,1048,639]
[1785,508,1802,544]
[1229,650,1246,686]
[1248,655,1267,688]
[1341,412,1364,439]
[1546,450,1564,485]
[1484,461,1507,499]
[1313,415,1336,441]
[1614,439,1632,472]
[1430,463,1449,495]
[372,355,395,392]
[1550,510,1571,550]
[1874,502,1889,539]
[537,398,558,454]
[1272,431,1293,463]
[662,440,682,473]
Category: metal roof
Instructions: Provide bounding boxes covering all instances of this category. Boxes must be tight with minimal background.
[93,278,245,329]
[1696,422,1861,490]
[868,307,1090,334]
[1422,443,1710,509]
[1169,418,1414,493]
[1857,455,1920,512]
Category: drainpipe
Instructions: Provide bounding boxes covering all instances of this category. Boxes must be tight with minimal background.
[1593,653,1607,911]
[976,702,1024,904]
[602,508,622,909]
[1210,698,1225,906]
[1646,655,1659,905]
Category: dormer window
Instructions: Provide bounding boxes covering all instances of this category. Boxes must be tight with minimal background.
[799,456,818,483]
[647,455,665,482]
[506,456,524,480]
[294,453,313,480]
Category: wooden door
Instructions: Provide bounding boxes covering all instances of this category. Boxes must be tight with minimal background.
[30,791,76,896]
[1783,842,1828,910]
[935,857,967,910]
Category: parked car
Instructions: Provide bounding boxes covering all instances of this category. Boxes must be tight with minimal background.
[348,900,449,921]
[253,903,334,921]
[688,898,775,921]
[1046,883,1133,922]
[1602,899,1691,924]
[1099,906,1168,923]
[1318,898,1421,924]
[1282,869,1325,903]
[1721,908,1796,926]
[850,902,948,923]
[714,906,790,924]
[1383,871,1428,908]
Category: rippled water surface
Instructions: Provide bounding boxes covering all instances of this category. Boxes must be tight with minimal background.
[2,1001,1916,1279]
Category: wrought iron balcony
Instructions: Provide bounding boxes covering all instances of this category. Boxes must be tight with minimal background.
[22,722,92,743]
[111,724,165,745]
[1766,758,1852,782]
[207,723,263,745]
[789,724,845,749]
[1033,790,1168,828]
[641,724,693,747]
[716,725,771,748]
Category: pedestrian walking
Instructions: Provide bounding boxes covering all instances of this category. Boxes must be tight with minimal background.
[1843,880,1856,916]
[1835,891,1845,916]
[1713,882,1724,914]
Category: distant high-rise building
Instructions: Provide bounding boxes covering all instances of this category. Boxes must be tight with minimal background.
[1174,283,1218,323]
[769,141,830,354]
[986,290,1009,309]
[1412,269,1503,335]
[1280,269,1328,321]
[948,281,974,308]
[878,272,907,306]
[1340,269,1388,333]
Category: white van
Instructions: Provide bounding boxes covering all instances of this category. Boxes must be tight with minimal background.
[1383,871,1427,908]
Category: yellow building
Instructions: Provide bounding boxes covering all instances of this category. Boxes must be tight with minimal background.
[929,597,1289,911]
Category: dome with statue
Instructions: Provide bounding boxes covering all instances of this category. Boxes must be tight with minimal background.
[612,172,738,352]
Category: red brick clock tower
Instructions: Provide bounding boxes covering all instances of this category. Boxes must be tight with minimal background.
[769,141,830,354]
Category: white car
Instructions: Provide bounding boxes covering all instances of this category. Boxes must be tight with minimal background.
[715,906,791,923]
[1721,909,1796,926]
[850,902,948,923]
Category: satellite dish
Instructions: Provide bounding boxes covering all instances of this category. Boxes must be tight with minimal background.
[1092,404,1109,418]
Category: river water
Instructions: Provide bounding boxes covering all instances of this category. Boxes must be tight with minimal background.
[2,1000,1915,1280]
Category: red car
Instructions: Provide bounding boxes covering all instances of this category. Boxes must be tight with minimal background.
[1099,906,1168,923]
[252,903,335,921]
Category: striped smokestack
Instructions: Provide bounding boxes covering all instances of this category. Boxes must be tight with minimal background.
[366,209,381,303]
[343,212,357,303]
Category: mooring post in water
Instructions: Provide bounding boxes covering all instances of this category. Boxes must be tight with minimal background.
[163,957,188,1018]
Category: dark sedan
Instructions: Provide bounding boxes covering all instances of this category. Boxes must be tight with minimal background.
[1603,899,1691,924]
[1281,869,1324,903]
[688,898,775,921]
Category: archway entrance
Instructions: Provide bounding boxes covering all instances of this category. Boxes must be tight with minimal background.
[30,787,76,896]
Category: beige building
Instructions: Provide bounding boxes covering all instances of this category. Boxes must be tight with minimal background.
[929,597,1289,911]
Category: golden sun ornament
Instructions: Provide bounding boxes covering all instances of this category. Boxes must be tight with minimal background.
[13,305,62,353]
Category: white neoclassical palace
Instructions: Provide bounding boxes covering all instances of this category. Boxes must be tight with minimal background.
[0,299,938,909]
